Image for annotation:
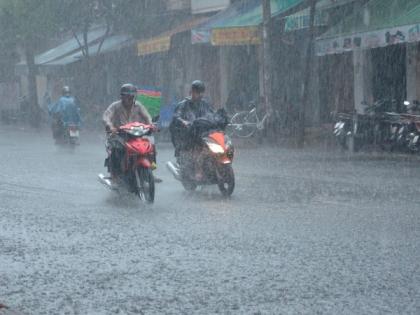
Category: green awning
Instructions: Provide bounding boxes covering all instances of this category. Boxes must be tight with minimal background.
[213,0,305,29]
[284,0,355,32]
[210,0,305,45]
[316,0,420,55]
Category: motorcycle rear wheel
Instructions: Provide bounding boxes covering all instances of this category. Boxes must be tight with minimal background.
[217,164,235,197]
[135,167,155,204]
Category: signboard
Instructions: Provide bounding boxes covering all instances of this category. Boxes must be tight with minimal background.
[191,29,211,44]
[285,9,328,32]
[191,0,230,14]
[316,23,420,56]
[137,87,162,118]
[137,36,171,56]
[211,27,261,46]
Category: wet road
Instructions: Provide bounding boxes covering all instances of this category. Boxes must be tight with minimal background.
[1,128,420,314]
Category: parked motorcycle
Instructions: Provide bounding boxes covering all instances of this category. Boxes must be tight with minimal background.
[167,110,235,197]
[98,122,157,203]
[400,102,420,153]
[333,99,399,152]
[333,112,353,149]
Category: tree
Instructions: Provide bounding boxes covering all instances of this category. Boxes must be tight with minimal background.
[53,0,173,105]
[0,0,61,127]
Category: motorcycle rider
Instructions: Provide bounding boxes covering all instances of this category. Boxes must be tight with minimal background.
[169,80,214,161]
[169,80,215,181]
[49,86,81,143]
[103,83,161,182]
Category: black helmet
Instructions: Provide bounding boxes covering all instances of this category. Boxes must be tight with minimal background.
[62,86,71,95]
[120,83,137,96]
[191,80,205,93]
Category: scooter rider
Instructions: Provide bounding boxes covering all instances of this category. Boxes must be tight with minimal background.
[103,83,161,182]
[49,86,81,143]
[169,80,214,161]
[103,83,151,132]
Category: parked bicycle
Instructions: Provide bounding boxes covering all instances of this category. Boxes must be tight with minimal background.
[227,101,270,138]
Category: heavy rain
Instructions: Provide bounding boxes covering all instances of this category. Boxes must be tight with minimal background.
[1,0,420,314]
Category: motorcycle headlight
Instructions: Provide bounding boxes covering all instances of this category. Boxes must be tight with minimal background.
[128,126,147,136]
[207,142,225,154]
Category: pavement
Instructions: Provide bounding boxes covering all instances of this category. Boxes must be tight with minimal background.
[1,127,420,314]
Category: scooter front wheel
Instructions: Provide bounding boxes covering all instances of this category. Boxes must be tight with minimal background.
[135,167,155,204]
[182,180,197,191]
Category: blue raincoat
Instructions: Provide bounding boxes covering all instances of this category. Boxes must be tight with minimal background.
[49,96,81,126]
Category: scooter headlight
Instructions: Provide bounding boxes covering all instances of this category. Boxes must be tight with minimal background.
[207,142,225,154]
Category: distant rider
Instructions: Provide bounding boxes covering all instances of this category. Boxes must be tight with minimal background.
[49,86,81,143]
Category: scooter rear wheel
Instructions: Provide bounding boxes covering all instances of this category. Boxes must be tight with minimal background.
[217,164,235,197]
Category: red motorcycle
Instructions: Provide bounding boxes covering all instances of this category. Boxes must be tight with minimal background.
[98,122,157,203]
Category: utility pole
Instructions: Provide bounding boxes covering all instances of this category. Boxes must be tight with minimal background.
[297,0,317,147]
[262,0,273,119]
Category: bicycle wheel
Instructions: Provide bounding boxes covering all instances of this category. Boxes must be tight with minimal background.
[230,111,257,138]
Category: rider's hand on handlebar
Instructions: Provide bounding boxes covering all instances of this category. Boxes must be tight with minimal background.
[110,127,118,134]
[150,124,159,132]
[182,120,191,127]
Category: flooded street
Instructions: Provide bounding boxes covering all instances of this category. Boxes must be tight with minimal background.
[1,129,420,314]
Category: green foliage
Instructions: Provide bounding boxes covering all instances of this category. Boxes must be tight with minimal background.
[0,0,61,44]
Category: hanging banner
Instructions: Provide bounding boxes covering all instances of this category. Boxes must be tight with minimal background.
[316,23,420,56]
[211,27,261,46]
[137,87,162,118]
[137,36,171,56]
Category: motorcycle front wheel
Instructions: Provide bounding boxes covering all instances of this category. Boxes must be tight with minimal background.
[135,167,155,204]
[182,180,197,191]
[217,164,235,197]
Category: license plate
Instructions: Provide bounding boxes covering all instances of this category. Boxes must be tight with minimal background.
[69,130,79,137]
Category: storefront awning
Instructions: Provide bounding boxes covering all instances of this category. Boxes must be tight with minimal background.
[316,0,420,55]
[137,17,209,56]
[283,0,356,32]
[16,26,107,68]
[192,0,306,46]
[192,0,260,44]
[15,26,132,75]
[213,0,307,45]
[43,35,133,66]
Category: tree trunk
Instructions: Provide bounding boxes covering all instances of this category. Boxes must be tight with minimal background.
[297,0,317,147]
[24,40,40,129]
